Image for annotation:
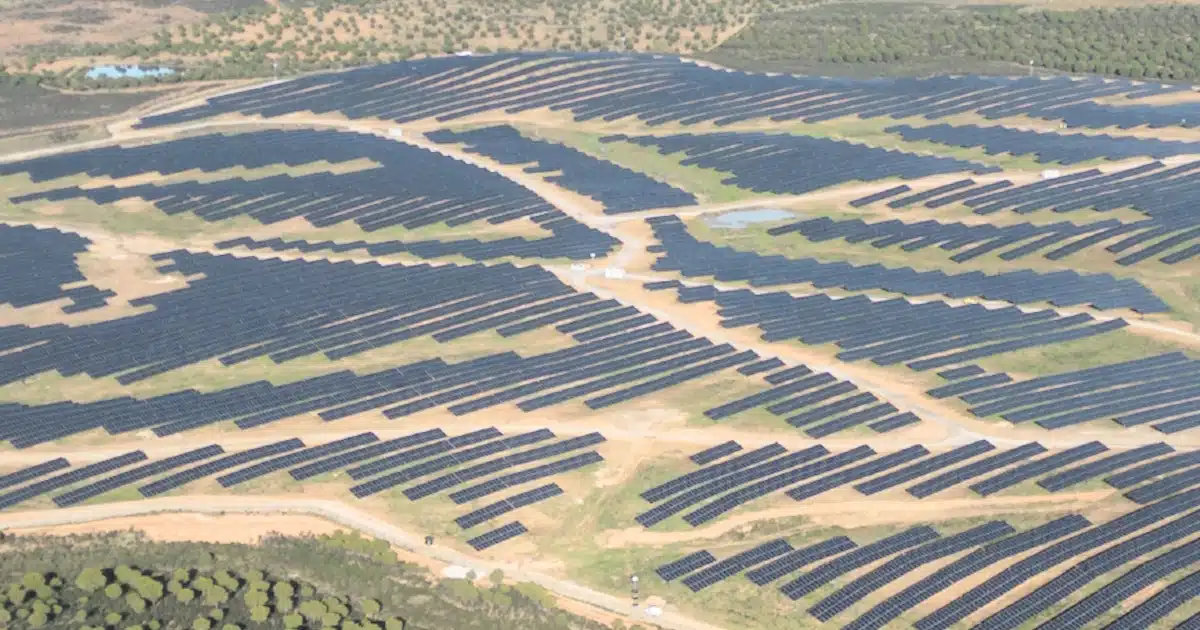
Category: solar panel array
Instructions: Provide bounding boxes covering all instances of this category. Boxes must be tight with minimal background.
[603,132,996,195]
[5,129,593,240]
[791,213,1197,269]
[680,539,794,592]
[0,224,114,313]
[427,125,696,213]
[214,218,618,262]
[939,352,1200,434]
[701,362,921,436]
[888,123,1200,165]
[845,159,1200,233]
[968,441,1109,496]
[666,284,1126,373]
[0,251,788,447]
[131,53,1199,132]
[455,483,564,529]
[140,438,306,496]
[0,458,71,491]
[649,215,1163,312]
[217,432,379,487]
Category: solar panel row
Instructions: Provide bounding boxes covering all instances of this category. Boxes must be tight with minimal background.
[129,53,1199,133]
[680,539,794,592]
[0,224,113,313]
[689,441,742,466]
[216,432,379,487]
[648,215,1162,312]
[141,438,306,496]
[0,451,147,510]
[455,483,564,529]
[467,521,527,551]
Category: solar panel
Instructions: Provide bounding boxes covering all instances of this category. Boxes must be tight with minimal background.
[656,550,717,581]
[215,433,378,487]
[449,451,604,504]
[467,521,528,550]
[855,440,994,495]
[455,483,564,529]
[745,537,857,586]
[907,442,1046,498]
[0,451,148,510]
[0,458,71,491]
[140,438,305,496]
[288,429,447,480]
[54,445,224,507]
[786,445,930,501]
[780,526,941,600]
[681,539,794,592]
[970,441,1107,496]
[1105,450,1200,489]
[1124,466,1200,504]
[641,443,787,502]
[346,428,503,480]
[690,441,743,465]
[1038,442,1174,492]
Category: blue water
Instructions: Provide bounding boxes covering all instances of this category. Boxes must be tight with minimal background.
[705,208,795,229]
[86,65,177,80]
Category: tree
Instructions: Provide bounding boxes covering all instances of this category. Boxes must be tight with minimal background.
[27,610,48,628]
[105,584,124,599]
[488,569,504,586]
[283,613,304,629]
[250,605,271,623]
[361,598,381,616]
[193,618,212,630]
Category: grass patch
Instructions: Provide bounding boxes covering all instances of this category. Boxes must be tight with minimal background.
[975,329,1191,378]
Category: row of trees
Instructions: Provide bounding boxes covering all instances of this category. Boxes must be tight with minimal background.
[0,530,623,630]
[17,0,824,88]
[716,4,1200,81]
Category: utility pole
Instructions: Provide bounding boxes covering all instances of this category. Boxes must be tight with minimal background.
[630,575,639,609]
[1028,60,1034,77]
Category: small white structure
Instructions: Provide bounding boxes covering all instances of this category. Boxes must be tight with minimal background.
[455,50,474,57]
[645,606,663,618]
[604,267,626,279]
[440,565,471,579]
[1041,169,1062,180]
[389,128,403,139]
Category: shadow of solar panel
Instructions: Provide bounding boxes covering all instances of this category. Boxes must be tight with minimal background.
[347,428,503,481]
[787,445,929,501]
[684,446,877,526]
[55,445,224,507]
[969,513,1200,630]
[214,433,378,487]
[449,451,604,504]
[1100,568,1200,630]
[1038,442,1173,492]
[350,429,555,498]
[0,451,147,510]
[1105,450,1200,489]
[637,446,829,528]
[404,432,605,500]
[780,526,941,601]
[907,442,1046,498]
[690,441,742,466]
[915,487,1200,630]
[1037,538,1200,630]
[970,441,1107,496]
[682,539,794,592]
[843,515,1092,630]
[745,537,857,586]
[455,483,563,529]
[641,443,787,503]
[656,551,716,582]
[289,429,446,481]
[0,458,71,491]
[467,521,527,551]
[855,440,994,495]
[810,521,1014,622]
[140,438,305,497]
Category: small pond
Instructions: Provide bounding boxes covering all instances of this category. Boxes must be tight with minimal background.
[86,65,177,80]
[705,208,795,229]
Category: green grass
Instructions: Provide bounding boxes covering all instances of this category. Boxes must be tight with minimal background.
[975,329,1191,378]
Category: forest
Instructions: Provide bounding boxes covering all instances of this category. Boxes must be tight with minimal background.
[0,529,631,630]
[711,3,1200,81]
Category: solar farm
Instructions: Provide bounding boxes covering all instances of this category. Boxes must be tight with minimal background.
[0,51,1198,630]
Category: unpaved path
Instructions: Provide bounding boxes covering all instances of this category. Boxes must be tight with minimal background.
[0,497,728,630]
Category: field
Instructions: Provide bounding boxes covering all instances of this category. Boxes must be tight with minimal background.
[0,46,1198,630]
